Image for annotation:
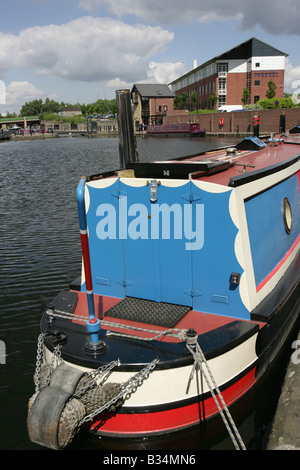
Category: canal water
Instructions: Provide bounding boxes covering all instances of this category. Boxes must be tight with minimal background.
[0,135,297,450]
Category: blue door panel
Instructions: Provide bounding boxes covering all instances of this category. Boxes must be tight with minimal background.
[85,179,125,299]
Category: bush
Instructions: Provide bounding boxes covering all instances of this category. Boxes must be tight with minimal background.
[42,113,87,124]
[256,97,296,109]
[243,103,264,110]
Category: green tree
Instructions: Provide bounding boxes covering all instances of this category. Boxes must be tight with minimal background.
[209,92,218,110]
[190,91,198,111]
[180,92,188,110]
[277,97,295,108]
[174,92,188,110]
[2,112,17,118]
[256,97,295,109]
[266,80,277,99]
[81,99,117,116]
[174,95,181,110]
[42,97,60,114]
[241,88,250,105]
[20,99,43,116]
[257,98,276,109]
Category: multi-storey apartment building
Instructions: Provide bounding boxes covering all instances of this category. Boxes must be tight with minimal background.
[169,38,287,110]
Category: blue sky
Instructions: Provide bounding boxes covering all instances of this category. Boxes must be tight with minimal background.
[1,0,300,114]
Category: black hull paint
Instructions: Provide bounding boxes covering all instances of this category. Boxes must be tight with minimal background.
[253,253,300,381]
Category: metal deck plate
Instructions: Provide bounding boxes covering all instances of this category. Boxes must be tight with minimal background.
[104,297,190,328]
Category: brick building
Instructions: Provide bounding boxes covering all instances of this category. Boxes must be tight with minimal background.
[58,107,82,117]
[169,38,287,111]
[131,84,174,130]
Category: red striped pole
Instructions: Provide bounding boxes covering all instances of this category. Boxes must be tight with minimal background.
[77,177,102,347]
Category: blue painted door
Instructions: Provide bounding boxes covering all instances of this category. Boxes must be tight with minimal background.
[120,180,194,306]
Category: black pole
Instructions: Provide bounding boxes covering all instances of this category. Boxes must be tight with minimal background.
[116,89,138,169]
[253,114,259,137]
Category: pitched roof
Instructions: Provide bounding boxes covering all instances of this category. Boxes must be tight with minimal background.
[216,37,288,61]
[170,37,288,85]
[132,84,174,98]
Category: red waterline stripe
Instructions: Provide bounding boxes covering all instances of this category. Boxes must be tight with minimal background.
[256,234,300,292]
[88,367,257,436]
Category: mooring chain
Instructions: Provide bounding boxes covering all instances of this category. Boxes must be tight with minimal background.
[44,344,62,386]
[73,359,120,399]
[78,358,159,425]
[34,333,47,393]
[33,334,158,431]
[42,311,246,449]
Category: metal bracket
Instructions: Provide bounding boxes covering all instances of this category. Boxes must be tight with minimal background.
[182,192,202,202]
[150,179,158,203]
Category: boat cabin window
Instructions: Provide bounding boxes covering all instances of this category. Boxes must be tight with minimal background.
[283,197,292,234]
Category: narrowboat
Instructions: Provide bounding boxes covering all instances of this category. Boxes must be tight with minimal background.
[289,125,300,134]
[27,91,300,450]
[147,122,206,137]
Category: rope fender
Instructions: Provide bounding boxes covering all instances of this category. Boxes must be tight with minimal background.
[27,336,158,450]
[28,324,247,450]
[27,361,124,450]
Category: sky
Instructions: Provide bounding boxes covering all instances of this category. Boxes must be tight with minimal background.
[1,0,300,114]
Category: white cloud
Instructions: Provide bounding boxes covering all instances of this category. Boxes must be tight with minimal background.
[146,61,186,84]
[104,61,187,91]
[284,58,300,92]
[0,33,20,75]
[2,81,58,113]
[0,17,174,83]
[240,0,300,35]
[79,0,300,35]
[0,81,5,105]
[6,81,45,104]
[105,77,133,89]
[79,0,242,24]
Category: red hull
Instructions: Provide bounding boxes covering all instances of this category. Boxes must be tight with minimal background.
[88,368,256,437]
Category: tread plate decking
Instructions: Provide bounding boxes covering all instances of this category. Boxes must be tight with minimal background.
[104,296,190,328]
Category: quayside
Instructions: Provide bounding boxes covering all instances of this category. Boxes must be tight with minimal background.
[27,90,300,450]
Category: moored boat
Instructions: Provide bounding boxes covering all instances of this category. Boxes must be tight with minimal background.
[27,91,300,450]
[289,125,300,134]
[147,122,206,136]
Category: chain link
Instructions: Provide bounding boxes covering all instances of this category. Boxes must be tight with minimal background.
[73,360,120,399]
[34,333,46,393]
[78,358,159,425]
[44,344,62,386]
[34,334,62,392]
[33,320,244,450]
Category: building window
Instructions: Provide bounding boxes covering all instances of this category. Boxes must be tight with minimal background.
[254,95,260,103]
[217,62,228,73]
[218,95,226,107]
[218,77,226,94]
[254,80,260,86]
[255,62,260,67]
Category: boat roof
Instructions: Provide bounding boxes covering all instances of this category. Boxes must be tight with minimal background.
[89,136,300,187]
